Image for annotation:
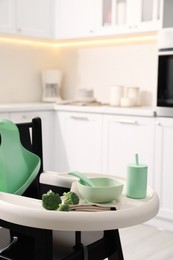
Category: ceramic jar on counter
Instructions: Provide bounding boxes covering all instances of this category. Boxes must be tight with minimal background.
[109,85,140,107]
[127,86,140,106]
[109,85,124,106]
[120,86,140,107]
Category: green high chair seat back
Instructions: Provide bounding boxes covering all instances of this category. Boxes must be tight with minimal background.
[0,119,41,195]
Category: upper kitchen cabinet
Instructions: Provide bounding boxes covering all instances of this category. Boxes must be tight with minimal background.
[0,0,15,34]
[162,0,173,28]
[54,0,96,39]
[0,0,53,39]
[95,0,161,36]
[16,0,52,38]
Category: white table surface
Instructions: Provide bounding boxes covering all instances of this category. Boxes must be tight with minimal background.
[0,172,159,232]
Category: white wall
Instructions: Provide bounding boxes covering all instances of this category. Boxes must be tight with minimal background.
[60,42,158,107]
[0,39,158,106]
[0,40,60,103]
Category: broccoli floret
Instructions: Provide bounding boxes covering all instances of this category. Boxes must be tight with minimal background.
[63,191,79,205]
[42,190,62,210]
[58,204,70,211]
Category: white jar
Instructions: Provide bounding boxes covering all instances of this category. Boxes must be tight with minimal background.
[110,85,124,106]
[120,97,134,107]
[127,87,140,106]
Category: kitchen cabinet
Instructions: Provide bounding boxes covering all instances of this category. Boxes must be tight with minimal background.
[54,0,96,39]
[54,111,103,173]
[128,0,161,32]
[54,0,162,40]
[0,0,15,34]
[95,0,161,36]
[162,0,173,28]
[9,111,54,172]
[54,110,155,186]
[0,0,52,39]
[154,117,173,223]
[0,112,10,119]
[16,0,52,38]
[102,115,155,186]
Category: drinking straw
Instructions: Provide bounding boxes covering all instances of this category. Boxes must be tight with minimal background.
[135,153,139,165]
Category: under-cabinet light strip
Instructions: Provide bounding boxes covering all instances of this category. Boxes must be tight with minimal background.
[0,36,53,47]
[0,33,157,47]
[54,34,157,47]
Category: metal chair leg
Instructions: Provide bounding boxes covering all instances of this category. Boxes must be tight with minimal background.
[0,236,18,260]
[0,236,18,255]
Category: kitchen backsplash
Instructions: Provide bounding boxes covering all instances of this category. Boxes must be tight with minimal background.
[0,40,59,103]
[0,39,158,106]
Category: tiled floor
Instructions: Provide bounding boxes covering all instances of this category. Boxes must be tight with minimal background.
[120,224,173,260]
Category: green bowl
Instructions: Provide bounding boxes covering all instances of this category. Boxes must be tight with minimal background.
[77,177,123,203]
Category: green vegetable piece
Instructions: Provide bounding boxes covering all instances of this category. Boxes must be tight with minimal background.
[63,191,79,205]
[42,190,62,210]
[58,204,70,211]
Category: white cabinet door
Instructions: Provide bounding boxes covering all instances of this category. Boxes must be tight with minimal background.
[102,115,155,186]
[54,111,102,173]
[0,0,15,34]
[95,0,161,36]
[95,0,129,35]
[55,0,96,39]
[0,0,52,38]
[16,0,52,38]
[154,117,173,222]
[0,113,10,119]
[10,111,54,172]
[131,0,161,32]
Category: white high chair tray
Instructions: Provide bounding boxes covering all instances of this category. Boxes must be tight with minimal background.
[0,172,159,232]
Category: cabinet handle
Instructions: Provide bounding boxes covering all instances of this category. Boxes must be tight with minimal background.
[70,116,89,121]
[116,119,138,125]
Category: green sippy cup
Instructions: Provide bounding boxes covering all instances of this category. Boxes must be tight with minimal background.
[126,154,148,199]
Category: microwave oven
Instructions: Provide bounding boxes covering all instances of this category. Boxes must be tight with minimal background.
[157,29,173,116]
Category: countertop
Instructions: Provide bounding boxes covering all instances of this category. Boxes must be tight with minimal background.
[54,104,156,117]
[0,103,54,112]
[0,102,156,117]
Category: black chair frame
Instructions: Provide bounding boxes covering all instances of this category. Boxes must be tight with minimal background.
[17,117,43,199]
